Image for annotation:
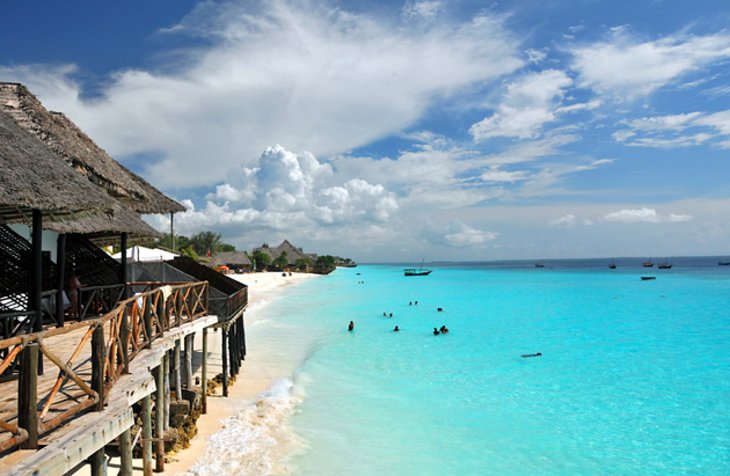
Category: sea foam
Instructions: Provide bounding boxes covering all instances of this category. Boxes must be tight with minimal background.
[183,378,303,476]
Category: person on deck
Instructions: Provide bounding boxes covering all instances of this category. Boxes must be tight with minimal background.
[69,271,83,319]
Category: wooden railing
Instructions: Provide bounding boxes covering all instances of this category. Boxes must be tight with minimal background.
[78,283,127,321]
[0,281,208,453]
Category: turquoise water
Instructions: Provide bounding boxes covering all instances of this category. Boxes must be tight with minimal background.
[200,261,730,475]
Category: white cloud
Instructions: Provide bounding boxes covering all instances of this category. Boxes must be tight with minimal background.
[550,214,577,227]
[2,1,522,188]
[470,70,574,141]
[695,110,730,135]
[571,31,730,99]
[602,207,692,223]
[612,110,730,148]
[481,168,529,183]
[525,48,548,63]
[402,1,444,20]
[443,222,497,247]
[161,145,397,236]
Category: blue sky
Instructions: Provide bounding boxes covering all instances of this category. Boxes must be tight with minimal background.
[2,0,730,261]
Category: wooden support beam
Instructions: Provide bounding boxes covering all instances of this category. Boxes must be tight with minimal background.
[240,316,247,360]
[88,447,105,476]
[120,307,130,374]
[56,233,67,328]
[119,427,133,476]
[173,339,181,399]
[142,394,153,476]
[156,292,166,338]
[31,209,43,334]
[221,329,228,397]
[143,298,153,350]
[19,342,39,449]
[154,364,165,473]
[120,232,128,288]
[202,327,208,414]
[92,325,105,411]
[163,352,170,432]
[183,333,193,389]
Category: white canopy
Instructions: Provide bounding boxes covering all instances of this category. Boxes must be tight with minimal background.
[112,246,178,262]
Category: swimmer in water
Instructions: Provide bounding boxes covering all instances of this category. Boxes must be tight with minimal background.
[521,352,541,358]
[348,321,355,331]
[433,327,440,336]
[393,325,400,332]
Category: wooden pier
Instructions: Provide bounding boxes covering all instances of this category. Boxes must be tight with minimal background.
[0,281,228,475]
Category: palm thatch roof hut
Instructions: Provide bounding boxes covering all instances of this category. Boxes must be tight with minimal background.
[211,251,251,269]
[253,240,310,266]
[0,109,112,223]
[0,82,185,214]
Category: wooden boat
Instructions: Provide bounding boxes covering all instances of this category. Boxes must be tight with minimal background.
[404,260,432,276]
[642,260,654,267]
[641,276,656,280]
[608,260,616,269]
[657,260,672,269]
[719,261,730,266]
[534,262,545,268]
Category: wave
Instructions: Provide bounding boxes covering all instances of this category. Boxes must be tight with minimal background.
[183,378,304,476]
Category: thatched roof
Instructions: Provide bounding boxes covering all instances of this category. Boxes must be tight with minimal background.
[253,239,310,265]
[0,109,113,222]
[0,82,185,214]
[212,251,251,266]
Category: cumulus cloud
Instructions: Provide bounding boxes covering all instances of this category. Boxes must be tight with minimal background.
[550,214,577,227]
[443,222,497,247]
[571,31,730,99]
[2,0,522,188]
[602,207,692,223]
[469,70,595,142]
[159,145,398,235]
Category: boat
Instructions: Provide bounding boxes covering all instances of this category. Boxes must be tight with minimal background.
[641,276,656,280]
[657,259,672,269]
[534,262,545,268]
[719,261,730,266]
[404,260,432,276]
[642,260,654,268]
[608,260,616,269]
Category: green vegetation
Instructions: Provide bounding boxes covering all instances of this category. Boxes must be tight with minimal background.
[251,249,271,271]
[154,231,236,261]
[295,257,312,271]
[313,255,336,274]
[271,251,289,271]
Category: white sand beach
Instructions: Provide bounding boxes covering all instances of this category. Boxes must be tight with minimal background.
[163,271,320,474]
[91,271,320,476]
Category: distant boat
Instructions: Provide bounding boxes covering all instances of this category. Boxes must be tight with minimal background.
[642,260,654,268]
[719,261,730,266]
[535,262,545,268]
[404,260,432,276]
[657,259,672,269]
[641,276,656,280]
[608,260,616,269]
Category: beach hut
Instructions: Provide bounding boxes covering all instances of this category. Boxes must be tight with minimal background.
[253,239,311,269]
[211,251,251,273]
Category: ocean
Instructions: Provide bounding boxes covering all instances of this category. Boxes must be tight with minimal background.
[188,258,730,475]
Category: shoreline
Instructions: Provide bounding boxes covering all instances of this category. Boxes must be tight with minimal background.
[163,271,320,474]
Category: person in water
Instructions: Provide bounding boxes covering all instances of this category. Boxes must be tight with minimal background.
[389,312,393,317]
[348,321,355,331]
[433,327,440,336]
[393,325,400,332]
[439,325,449,334]
[521,352,542,358]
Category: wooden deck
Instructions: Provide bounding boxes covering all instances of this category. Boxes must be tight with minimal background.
[0,281,216,475]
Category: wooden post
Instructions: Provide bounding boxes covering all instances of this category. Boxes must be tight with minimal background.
[154,364,165,472]
[221,328,228,397]
[31,209,43,333]
[88,447,105,476]
[241,315,247,360]
[120,307,130,374]
[91,325,105,411]
[55,233,66,328]
[238,318,245,363]
[183,333,193,389]
[119,427,133,476]
[156,292,166,337]
[202,327,208,414]
[163,352,170,431]
[18,342,39,449]
[232,322,239,376]
[170,212,175,253]
[143,297,153,350]
[142,394,153,476]
[120,232,128,287]
[173,339,181,399]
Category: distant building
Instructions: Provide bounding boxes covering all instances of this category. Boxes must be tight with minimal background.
[211,251,251,272]
[253,240,311,268]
